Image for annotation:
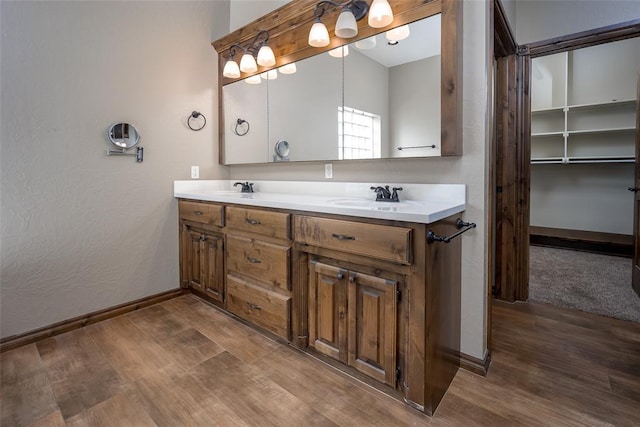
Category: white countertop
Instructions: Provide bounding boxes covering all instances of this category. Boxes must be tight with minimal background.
[174,180,466,224]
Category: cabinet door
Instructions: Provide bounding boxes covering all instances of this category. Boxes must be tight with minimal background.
[308,261,348,363]
[201,233,224,303]
[184,228,204,292]
[348,272,397,387]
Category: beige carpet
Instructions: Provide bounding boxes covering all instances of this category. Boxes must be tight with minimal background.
[529,245,640,323]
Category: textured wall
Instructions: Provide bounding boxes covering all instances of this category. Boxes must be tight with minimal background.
[0,0,230,338]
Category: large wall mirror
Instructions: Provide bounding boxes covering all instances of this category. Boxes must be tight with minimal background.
[215,0,460,165]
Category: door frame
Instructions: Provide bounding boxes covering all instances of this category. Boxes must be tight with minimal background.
[493,17,640,303]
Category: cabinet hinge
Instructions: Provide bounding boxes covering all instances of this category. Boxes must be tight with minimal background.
[396,289,402,303]
[395,367,401,385]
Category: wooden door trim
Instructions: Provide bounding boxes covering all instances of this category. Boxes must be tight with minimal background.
[633,74,640,296]
[494,20,640,305]
[525,18,640,58]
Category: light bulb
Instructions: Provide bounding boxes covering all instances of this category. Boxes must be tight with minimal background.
[278,63,297,74]
[239,53,258,73]
[335,8,358,39]
[260,70,278,80]
[222,59,241,78]
[355,36,377,50]
[245,75,261,84]
[368,0,393,28]
[308,20,330,47]
[386,24,410,42]
[256,45,276,67]
[328,45,349,58]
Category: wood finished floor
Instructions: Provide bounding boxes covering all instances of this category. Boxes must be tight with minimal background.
[2,295,639,426]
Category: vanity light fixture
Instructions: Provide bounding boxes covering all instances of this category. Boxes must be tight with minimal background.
[260,69,278,80]
[278,63,297,74]
[245,75,261,84]
[385,24,410,42]
[368,0,394,28]
[308,0,391,48]
[328,45,349,58]
[223,30,276,78]
[355,35,376,50]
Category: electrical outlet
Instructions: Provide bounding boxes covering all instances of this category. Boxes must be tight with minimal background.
[324,163,333,179]
[191,166,199,179]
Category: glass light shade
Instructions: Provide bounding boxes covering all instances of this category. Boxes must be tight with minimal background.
[335,8,358,39]
[278,63,297,74]
[256,45,276,67]
[355,36,377,50]
[222,59,241,78]
[260,70,278,80]
[328,45,349,58]
[239,53,258,73]
[308,21,330,47]
[386,24,410,42]
[245,75,261,84]
[368,0,393,28]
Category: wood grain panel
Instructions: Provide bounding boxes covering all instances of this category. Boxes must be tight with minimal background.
[178,200,224,227]
[188,351,337,426]
[294,215,412,264]
[308,261,347,362]
[85,316,175,382]
[226,206,290,240]
[0,345,59,427]
[226,234,290,290]
[441,0,463,156]
[348,272,397,387]
[165,295,279,365]
[65,392,157,427]
[36,329,128,419]
[226,274,291,340]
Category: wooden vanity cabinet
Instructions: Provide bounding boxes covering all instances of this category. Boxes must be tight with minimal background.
[178,199,462,416]
[179,201,225,305]
[308,260,398,387]
[294,213,461,416]
[225,206,292,341]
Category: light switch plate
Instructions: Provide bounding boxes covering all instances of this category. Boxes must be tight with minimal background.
[191,166,199,179]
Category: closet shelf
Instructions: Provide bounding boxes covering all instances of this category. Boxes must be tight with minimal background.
[568,127,635,135]
[531,155,634,165]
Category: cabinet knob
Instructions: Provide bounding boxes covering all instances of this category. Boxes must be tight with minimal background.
[245,218,261,225]
[193,210,203,216]
[332,233,355,241]
[246,256,262,264]
[628,187,639,192]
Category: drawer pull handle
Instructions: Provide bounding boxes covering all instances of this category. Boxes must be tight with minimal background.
[245,218,261,225]
[332,233,355,241]
[193,210,204,216]
[247,302,261,310]
[246,256,262,264]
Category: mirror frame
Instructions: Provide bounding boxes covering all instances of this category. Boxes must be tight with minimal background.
[212,0,461,165]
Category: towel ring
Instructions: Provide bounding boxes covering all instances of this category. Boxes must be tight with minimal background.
[188,111,206,131]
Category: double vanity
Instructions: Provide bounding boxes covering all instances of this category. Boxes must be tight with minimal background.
[175,180,466,415]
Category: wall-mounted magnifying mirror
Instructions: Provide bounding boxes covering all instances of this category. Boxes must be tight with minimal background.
[106,122,143,162]
[273,139,290,162]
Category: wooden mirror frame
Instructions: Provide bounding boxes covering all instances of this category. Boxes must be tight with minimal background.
[212,0,462,165]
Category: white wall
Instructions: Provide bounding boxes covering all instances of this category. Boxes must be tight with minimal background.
[0,0,230,338]
[531,164,634,234]
[389,55,441,157]
[513,0,640,44]
[230,0,289,32]
[228,1,491,360]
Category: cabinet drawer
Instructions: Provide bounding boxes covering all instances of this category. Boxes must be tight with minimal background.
[227,235,290,291]
[294,216,412,264]
[226,274,290,340]
[226,206,290,240]
[179,201,224,227]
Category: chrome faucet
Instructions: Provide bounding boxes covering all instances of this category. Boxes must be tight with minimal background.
[234,181,254,193]
[370,185,402,202]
